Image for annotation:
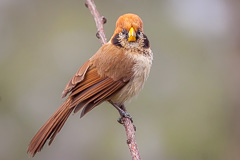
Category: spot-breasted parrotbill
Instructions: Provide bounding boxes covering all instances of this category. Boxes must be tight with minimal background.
[27,13,153,156]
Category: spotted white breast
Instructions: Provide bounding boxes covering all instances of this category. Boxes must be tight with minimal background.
[110,48,153,104]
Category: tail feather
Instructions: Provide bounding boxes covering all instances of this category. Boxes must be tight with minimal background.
[27,98,74,157]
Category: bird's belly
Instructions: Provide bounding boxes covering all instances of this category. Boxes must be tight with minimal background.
[110,54,152,104]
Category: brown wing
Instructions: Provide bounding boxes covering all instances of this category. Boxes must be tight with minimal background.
[61,44,134,118]
[61,60,127,118]
[69,66,127,117]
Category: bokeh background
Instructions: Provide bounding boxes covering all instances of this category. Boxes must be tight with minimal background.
[1,0,240,160]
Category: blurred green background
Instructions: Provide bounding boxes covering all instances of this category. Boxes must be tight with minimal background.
[1,0,240,160]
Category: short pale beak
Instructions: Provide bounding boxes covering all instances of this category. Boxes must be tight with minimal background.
[128,27,136,41]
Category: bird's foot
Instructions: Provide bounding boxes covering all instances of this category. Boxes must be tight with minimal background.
[108,101,133,124]
[117,111,133,124]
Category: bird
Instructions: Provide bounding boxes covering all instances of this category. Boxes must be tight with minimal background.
[27,13,153,157]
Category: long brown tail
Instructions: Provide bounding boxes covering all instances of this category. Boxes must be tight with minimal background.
[27,98,74,157]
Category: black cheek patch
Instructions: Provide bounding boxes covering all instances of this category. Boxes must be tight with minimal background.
[111,34,122,47]
[143,34,150,48]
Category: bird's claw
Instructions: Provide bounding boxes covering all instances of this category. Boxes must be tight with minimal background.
[117,112,133,124]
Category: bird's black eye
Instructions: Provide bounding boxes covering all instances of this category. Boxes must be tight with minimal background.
[136,29,141,39]
[122,29,128,36]
[136,29,141,35]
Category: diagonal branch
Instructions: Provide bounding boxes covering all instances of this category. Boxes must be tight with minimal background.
[122,118,142,160]
[85,0,107,45]
[85,1,142,160]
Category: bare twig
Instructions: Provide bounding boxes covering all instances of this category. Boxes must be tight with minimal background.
[85,1,142,160]
[85,0,107,45]
[122,118,142,160]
